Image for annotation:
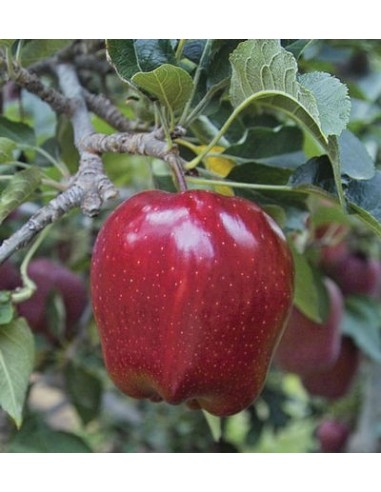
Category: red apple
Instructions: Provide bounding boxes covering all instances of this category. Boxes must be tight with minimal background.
[91,190,294,417]
[301,337,359,400]
[274,277,343,375]
[316,419,350,452]
[18,258,88,342]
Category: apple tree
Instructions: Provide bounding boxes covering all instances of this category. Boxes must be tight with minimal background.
[1,39,381,452]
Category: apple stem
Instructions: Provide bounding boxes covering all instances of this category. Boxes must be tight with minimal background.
[167,154,188,191]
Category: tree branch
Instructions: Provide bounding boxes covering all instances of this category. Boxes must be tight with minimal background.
[0,62,187,264]
[0,63,118,264]
[82,131,187,191]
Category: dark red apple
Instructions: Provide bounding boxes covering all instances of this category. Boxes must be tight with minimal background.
[301,337,359,400]
[18,258,88,342]
[0,261,21,291]
[316,419,350,452]
[91,190,294,417]
[321,246,381,297]
[274,277,343,375]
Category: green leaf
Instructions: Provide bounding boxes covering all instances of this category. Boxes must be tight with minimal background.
[228,162,291,186]
[132,64,194,113]
[183,40,207,64]
[338,129,375,180]
[0,40,15,48]
[290,156,337,195]
[226,126,303,161]
[202,410,222,442]
[0,137,16,163]
[342,296,381,364]
[0,317,35,428]
[229,40,326,147]
[299,71,351,137]
[290,244,329,323]
[0,116,36,146]
[0,291,15,325]
[0,168,42,224]
[282,39,312,59]
[20,40,72,67]
[106,39,176,81]
[7,414,92,452]
[65,362,102,425]
[343,170,381,238]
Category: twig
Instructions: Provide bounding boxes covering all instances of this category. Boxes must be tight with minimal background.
[82,89,146,133]
[10,63,71,115]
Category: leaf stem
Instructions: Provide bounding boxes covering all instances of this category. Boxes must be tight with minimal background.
[179,40,213,126]
[11,224,52,303]
[186,176,292,192]
[175,39,186,62]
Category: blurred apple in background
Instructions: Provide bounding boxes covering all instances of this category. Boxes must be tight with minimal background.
[316,419,350,452]
[274,278,343,375]
[301,337,360,400]
[18,258,88,343]
[0,261,21,291]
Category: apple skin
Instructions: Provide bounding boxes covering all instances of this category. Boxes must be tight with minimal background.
[91,190,294,417]
[17,258,88,342]
[301,337,359,400]
[274,278,343,375]
[316,419,350,453]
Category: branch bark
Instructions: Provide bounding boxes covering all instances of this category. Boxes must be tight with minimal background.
[82,132,187,191]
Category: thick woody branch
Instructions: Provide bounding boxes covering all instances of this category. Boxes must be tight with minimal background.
[0,63,118,264]
[82,132,187,191]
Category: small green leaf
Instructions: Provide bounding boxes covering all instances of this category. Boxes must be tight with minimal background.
[106,39,176,81]
[290,244,329,323]
[0,291,15,325]
[226,126,303,161]
[345,170,381,237]
[342,296,381,364]
[7,414,92,452]
[132,64,194,113]
[0,168,42,225]
[282,39,312,59]
[338,129,375,180]
[65,362,102,425]
[20,40,72,67]
[202,410,222,442]
[0,116,36,146]
[0,317,35,428]
[0,137,16,163]
[299,72,351,137]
